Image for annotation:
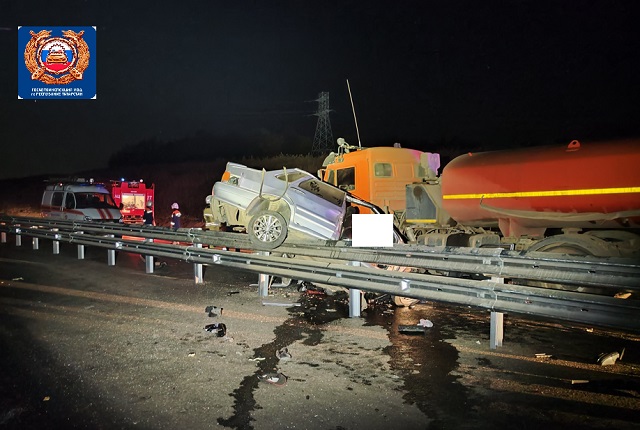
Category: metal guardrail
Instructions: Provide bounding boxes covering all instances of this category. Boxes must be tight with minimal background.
[4,215,636,290]
[1,214,639,332]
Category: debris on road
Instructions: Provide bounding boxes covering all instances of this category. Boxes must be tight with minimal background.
[399,318,434,334]
[204,323,227,337]
[418,319,433,328]
[258,372,287,386]
[571,379,589,384]
[597,348,625,366]
[276,347,292,361]
[398,325,427,334]
[262,300,301,307]
[535,353,553,359]
[205,305,223,317]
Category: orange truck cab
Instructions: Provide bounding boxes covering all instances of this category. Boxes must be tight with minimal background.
[319,139,440,215]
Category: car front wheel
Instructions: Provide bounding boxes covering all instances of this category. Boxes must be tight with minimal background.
[248,210,288,249]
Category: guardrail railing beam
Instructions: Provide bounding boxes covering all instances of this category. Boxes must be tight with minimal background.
[1,215,639,334]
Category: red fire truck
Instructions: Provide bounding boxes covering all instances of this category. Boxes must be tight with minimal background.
[107,179,155,224]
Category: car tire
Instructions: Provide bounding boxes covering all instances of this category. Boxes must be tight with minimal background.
[248,210,288,249]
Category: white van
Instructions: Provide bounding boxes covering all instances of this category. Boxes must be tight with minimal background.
[41,179,123,222]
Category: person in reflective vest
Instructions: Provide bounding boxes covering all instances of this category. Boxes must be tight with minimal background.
[170,202,181,231]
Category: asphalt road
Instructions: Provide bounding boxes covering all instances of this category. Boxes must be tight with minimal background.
[1,239,639,429]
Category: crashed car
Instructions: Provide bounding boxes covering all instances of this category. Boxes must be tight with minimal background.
[206,162,347,249]
[206,162,399,249]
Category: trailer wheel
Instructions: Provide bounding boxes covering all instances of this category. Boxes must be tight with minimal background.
[518,234,617,293]
[525,234,613,258]
[248,210,288,249]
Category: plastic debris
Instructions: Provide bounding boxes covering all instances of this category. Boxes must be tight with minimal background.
[305,289,326,296]
[205,305,223,317]
[571,380,589,384]
[258,372,287,386]
[398,325,426,334]
[597,348,625,366]
[535,353,552,359]
[276,347,292,361]
[204,323,227,337]
[262,301,301,307]
[418,319,433,328]
[188,352,196,357]
[12,277,24,281]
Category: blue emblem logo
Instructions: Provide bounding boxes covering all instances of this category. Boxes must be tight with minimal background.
[18,26,96,100]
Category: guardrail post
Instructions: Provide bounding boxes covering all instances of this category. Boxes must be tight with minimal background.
[145,239,154,274]
[1,231,6,243]
[52,229,60,255]
[349,261,362,318]
[257,251,270,297]
[490,312,504,349]
[194,243,204,284]
[32,237,39,250]
[15,228,21,247]
[108,235,117,266]
[490,276,504,349]
[76,231,84,259]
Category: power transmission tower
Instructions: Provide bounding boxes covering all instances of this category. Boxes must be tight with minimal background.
[311,92,334,156]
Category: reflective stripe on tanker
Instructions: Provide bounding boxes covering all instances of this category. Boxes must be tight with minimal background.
[443,186,640,200]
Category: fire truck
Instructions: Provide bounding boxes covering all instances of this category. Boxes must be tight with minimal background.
[107,179,155,224]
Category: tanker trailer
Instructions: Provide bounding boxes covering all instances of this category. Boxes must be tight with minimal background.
[434,139,640,257]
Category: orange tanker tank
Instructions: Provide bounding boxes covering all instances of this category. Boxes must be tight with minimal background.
[440,139,640,239]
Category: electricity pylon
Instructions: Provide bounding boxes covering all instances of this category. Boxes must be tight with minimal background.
[311,92,334,156]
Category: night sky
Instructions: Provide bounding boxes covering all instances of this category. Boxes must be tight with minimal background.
[1,1,640,180]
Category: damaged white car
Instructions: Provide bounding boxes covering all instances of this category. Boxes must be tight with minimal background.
[205,162,392,249]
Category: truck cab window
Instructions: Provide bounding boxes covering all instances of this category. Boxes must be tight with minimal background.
[374,163,393,177]
[336,167,355,191]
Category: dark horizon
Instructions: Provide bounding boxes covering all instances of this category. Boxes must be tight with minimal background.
[2,1,640,180]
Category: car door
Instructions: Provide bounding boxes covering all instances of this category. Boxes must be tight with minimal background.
[287,177,346,240]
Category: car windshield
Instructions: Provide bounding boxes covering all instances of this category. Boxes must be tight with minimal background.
[121,193,146,210]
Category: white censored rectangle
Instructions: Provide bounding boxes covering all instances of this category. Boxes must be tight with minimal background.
[351,214,394,247]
